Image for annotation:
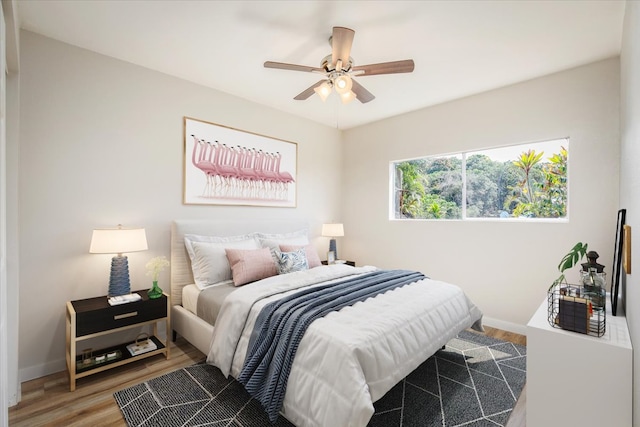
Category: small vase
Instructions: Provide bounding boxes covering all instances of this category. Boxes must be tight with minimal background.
[148,280,163,299]
[581,269,606,310]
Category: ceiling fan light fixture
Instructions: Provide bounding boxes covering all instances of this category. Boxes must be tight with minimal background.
[314,81,332,102]
[333,74,353,95]
[340,90,357,104]
[265,26,414,104]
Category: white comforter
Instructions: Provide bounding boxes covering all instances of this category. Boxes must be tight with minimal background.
[207,264,483,427]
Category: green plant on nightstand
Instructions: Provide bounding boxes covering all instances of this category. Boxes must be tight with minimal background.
[146,256,170,299]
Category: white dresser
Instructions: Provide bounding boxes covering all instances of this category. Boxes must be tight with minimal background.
[526,297,632,427]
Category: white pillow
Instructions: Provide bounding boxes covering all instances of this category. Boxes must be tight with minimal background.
[184,234,259,289]
[256,229,309,250]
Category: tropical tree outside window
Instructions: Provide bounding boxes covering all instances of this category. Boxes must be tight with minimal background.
[391,138,568,220]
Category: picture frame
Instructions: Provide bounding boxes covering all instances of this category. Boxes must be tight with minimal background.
[611,208,626,316]
[623,225,631,274]
[327,251,336,265]
[183,117,297,207]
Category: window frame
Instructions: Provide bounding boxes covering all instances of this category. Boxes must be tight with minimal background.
[389,138,570,222]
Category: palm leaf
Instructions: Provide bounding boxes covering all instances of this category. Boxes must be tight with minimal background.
[532,151,544,164]
[557,242,588,273]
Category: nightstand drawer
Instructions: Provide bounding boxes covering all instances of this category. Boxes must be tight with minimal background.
[73,293,167,336]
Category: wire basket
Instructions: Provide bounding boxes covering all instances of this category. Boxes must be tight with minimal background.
[547,283,605,337]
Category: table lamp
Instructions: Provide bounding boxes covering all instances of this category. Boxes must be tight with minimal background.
[89,225,148,297]
[322,223,344,259]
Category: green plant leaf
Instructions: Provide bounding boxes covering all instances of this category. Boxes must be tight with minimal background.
[550,274,566,291]
[557,242,588,273]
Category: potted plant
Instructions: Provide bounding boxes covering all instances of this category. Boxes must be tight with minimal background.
[146,256,170,299]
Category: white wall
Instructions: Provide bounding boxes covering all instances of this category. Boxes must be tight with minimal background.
[5,48,19,409]
[342,58,620,333]
[2,0,20,412]
[0,2,8,421]
[17,31,342,380]
[619,1,639,424]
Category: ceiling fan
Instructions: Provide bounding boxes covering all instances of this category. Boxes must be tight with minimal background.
[264,26,415,104]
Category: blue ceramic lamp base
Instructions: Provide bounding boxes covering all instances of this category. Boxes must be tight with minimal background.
[329,239,338,260]
[108,254,131,297]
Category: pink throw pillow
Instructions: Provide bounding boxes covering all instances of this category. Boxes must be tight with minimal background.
[279,244,321,268]
[225,247,277,286]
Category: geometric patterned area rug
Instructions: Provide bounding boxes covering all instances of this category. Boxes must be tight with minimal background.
[369,330,526,427]
[114,330,526,427]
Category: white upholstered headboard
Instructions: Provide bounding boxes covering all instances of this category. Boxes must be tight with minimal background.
[170,219,310,306]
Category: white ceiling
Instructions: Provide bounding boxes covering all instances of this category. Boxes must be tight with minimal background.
[17,0,626,130]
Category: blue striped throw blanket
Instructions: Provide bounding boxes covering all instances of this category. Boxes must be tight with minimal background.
[238,269,426,423]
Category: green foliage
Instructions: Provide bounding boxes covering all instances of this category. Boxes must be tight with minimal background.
[540,147,568,217]
[396,157,462,219]
[394,147,567,220]
[510,150,545,213]
[466,154,502,217]
[396,162,426,218]
[504,147,567,218]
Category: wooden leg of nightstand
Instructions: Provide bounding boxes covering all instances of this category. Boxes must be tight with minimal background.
[66,302,77,391]
[165,295,171,359]
[165,315,171,359]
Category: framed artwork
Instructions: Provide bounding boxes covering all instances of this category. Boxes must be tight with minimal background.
[184,117,297,207]
[327,251,336,264]
[623,225,631,274]
[611,208,626,316]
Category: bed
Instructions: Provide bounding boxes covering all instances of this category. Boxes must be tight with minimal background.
[170,219,483,427]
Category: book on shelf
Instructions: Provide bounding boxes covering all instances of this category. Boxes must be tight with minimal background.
[126,337,157,356]
[558,295,590,334]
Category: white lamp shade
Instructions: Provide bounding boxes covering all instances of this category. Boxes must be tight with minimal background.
[89,227,148,254]
[314,81,332,102]
[333,75,353,95]
[340,90,357,104]
[322,223,344,237]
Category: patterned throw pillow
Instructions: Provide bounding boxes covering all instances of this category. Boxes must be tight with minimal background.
[279,244,322,268]
[274,248,309,274]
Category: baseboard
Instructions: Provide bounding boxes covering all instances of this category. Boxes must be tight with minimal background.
[481,316,527,336]
[20,357,66,383]
[8,384,20,407]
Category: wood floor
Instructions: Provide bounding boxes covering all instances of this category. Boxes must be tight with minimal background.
[8,327,526,427]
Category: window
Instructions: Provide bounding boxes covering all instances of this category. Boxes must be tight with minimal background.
[391,138,568,220]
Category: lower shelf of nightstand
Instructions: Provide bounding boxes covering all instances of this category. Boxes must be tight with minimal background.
[74,335,166,378]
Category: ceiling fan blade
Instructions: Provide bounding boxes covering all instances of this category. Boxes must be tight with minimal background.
[351,59,415,76]
[264,61,324,73]
[351,79,375,104]
[293,80,326,100]
[331,27,355,69]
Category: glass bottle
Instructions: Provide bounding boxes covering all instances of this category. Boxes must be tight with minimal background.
[581,268,606,310]
[580,251,606,310]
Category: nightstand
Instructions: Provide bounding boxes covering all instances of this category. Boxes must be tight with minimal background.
[322,260,355,266]
[66,290,170,391]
